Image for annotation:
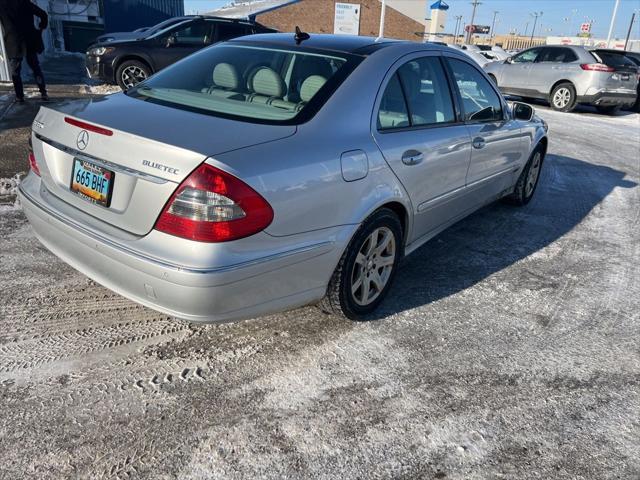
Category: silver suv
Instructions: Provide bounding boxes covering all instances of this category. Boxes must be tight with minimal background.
[484,45,638,114]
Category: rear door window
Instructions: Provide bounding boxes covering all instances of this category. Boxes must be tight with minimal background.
[377,74,410,130]
[396,57,455,127]
[538,47,578,63]
[215,22,248,42]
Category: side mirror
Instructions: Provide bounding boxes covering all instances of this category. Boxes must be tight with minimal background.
[505,57,513,64]
[512,102,534,121]
[165,34,176,48]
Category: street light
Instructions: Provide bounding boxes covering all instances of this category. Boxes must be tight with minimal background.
[490,11,499,40]
[530,11,543,43]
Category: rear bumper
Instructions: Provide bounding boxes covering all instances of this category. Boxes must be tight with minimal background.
[19,175,348,323]
[577,90,637,107]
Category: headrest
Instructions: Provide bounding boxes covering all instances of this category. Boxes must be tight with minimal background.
[251,67,286,98]
[300,75,327,102]
[212,63,240,90]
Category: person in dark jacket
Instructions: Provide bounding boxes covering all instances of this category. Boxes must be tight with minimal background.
[0,0,49,102]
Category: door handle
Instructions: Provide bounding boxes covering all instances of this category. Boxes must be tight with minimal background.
[401,150,424,165]
[472,137,486,149]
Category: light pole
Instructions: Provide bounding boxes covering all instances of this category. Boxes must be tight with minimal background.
[606,0,621,46]
[490,11,499,40]
[523,21,529,37]
[624,12,637,50]
[466,0,482,44]
[378,0,386,39]
[454,15,463,44]
[530,11,543,43]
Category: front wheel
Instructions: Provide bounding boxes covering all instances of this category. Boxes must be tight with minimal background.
[550,83,577,112]
[116,60,151,90]
[319,209,403,320]
[503,146,545,206]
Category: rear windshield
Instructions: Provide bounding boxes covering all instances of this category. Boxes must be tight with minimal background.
[127,43,362,124]
[592,50,638,70]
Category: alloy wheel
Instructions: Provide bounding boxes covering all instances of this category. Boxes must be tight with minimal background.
[121,66,148,89]
[553,88,571,109]
[525,152,542,197]
[351,227,396,306]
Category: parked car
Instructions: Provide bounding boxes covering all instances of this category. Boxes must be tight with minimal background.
[95,16,190,43]
[447,44,490,67]
[86,15,276,90]
[484,45,638,113]
[590,48,640,112]
[21,33,548,323]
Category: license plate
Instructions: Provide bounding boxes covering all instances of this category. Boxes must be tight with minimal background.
[621,74,630,81]
[70,158,114,207]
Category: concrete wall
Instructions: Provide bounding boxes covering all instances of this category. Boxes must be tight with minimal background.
[256,0,426,41]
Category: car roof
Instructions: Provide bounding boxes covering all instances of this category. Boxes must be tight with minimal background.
[228,33,449,55]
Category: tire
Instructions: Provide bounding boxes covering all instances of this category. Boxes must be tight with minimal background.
[550,82,577,112]
[503,145,545,206]
[116,60,151,90]
[596,105,621,115]
[319,208,403,320]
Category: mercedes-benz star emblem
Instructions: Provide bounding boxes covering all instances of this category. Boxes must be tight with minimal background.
[76,130,89,150]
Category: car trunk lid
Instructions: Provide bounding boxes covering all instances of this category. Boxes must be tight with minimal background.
[32,94,295,236]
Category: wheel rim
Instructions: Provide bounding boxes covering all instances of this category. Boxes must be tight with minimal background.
[525,152,542,197]
[553,88,571,108]
[351,227,396,307]
[121,66,147,89]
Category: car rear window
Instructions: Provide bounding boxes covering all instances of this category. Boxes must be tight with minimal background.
[592,50,638,70]
[127,43,362,125]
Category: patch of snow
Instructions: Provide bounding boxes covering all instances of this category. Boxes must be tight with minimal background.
[0,174,22,196]
[0,174,23,213]
[86,84,122,95]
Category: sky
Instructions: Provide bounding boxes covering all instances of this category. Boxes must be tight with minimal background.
[183,0,640,39]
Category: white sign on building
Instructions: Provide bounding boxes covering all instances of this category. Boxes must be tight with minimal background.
[334,2,361,35]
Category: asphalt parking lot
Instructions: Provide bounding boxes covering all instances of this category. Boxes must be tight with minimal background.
[0,90,639,478]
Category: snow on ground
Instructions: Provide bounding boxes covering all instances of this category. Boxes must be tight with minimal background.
[0,174,23,212]
[84,83,122,95]
[0,98,638,479]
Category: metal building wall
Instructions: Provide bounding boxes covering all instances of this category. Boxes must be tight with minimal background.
[103,0,184,34]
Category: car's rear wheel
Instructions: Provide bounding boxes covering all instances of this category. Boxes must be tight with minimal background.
[596,105,621,115]
[503,145,545,206]
[550,83,577,112]
[116,60,151,90]
[319,208,403,320]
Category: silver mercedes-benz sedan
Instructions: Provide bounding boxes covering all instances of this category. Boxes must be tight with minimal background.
[19,33,548,323]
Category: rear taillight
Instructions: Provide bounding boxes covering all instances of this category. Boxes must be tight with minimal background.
[28,151,40,176]
[580,63,615,72]
[154,164,273,242]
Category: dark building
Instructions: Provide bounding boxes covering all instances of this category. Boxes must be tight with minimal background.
[103,0,184,34]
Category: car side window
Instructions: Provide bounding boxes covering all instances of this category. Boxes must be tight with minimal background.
[377,74,410,130]
[447,58,503,123]
[172,22,211,45]
[512,48,541,63]
[396,57,455,127]
[539,47,578,63]
[215,22,246,42]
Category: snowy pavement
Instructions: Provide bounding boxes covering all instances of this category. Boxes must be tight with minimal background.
[0,103,639,479]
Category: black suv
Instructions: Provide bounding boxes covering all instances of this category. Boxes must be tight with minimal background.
[86,16,276,90]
